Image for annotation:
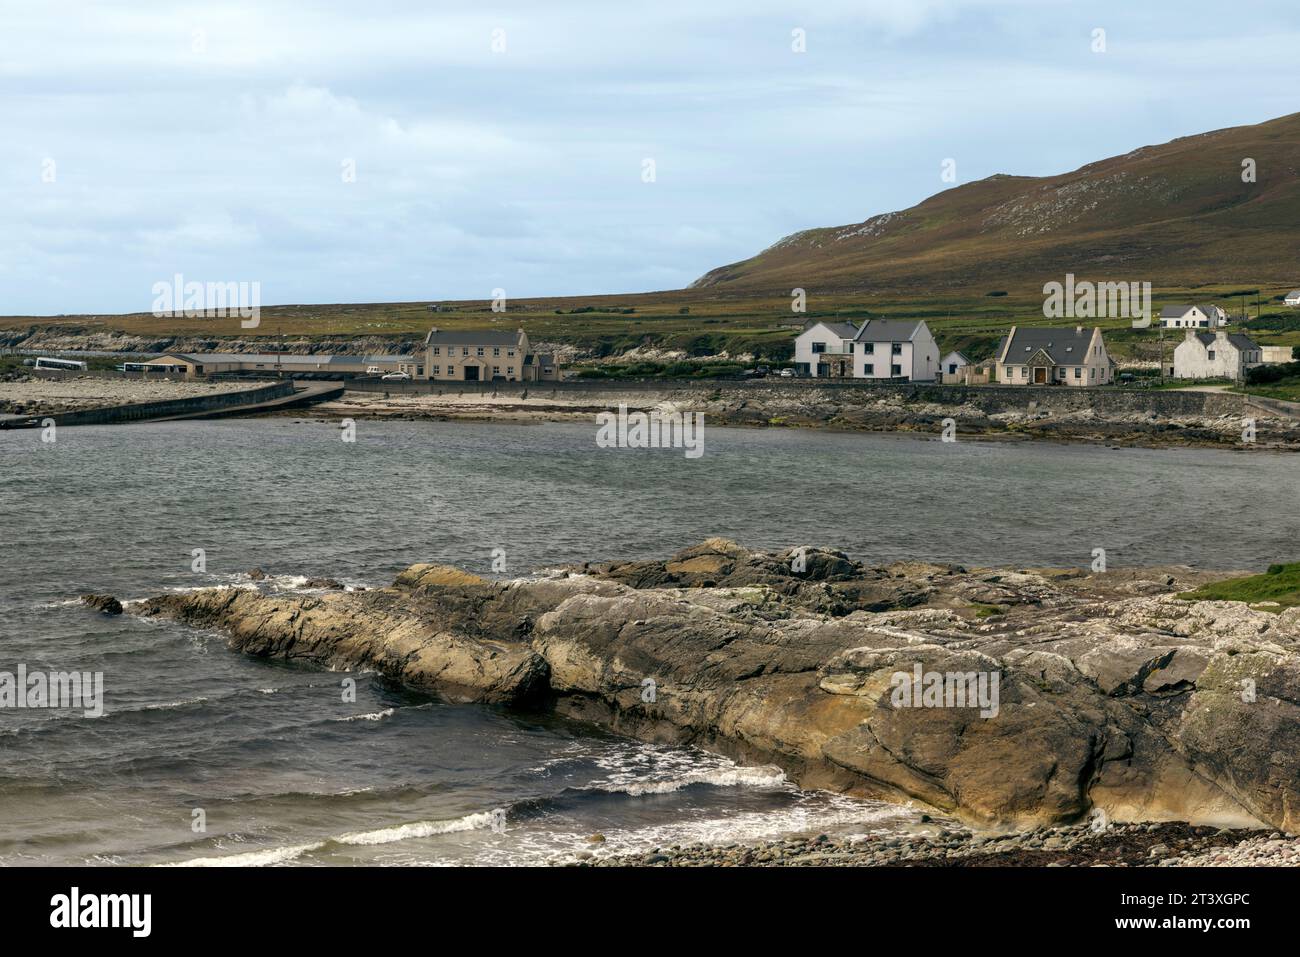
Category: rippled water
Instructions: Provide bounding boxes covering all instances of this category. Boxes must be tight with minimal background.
[2,417,1298,865]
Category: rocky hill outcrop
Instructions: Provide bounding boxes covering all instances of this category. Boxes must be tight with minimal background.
[120,540,1300,832]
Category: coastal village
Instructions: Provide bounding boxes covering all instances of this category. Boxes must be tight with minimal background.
[794,293,1300,387]
[19,296,1297,392]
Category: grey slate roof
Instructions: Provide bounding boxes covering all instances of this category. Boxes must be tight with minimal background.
[998,327,1096,365]
[853,319,927,342]
[424,328,526,347]
[1160,303,1221,318]
[1194,332,1258,351]
[802,320,859,339]
[164,352,406,366]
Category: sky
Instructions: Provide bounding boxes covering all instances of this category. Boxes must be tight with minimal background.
[2,0,1298,315]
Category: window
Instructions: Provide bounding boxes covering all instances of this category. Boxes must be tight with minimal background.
[476,347,484,356]
[431,365,440,375]
[1208,350,1216,360]
[811,342,826,354]
[1074,367,1081,379]
[891,364,902,376]
[447,365,456,376]
[1090,367,1096,379]
[432,346,440,355]
[862,343,874,354]
[493,366,500,375]
[462,347,469,356]
[847,342,854,353]
[891,343,902,355]
[507,350,515,357]
[863,363,874,374]
[493,347,500,356]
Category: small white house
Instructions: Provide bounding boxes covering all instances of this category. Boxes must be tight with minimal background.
[1160,304,1228,329]
[852,319,940,382]
[1172,328,1261,380]
[1285,290,1300,307]
[939,351,970,380]
[792,321,859,377]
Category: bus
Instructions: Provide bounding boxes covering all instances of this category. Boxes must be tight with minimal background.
[34,357,88,372]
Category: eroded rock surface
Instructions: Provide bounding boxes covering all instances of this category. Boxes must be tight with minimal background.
[125,540,1300,832]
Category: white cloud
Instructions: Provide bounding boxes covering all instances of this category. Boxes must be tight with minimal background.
[1,0,1297,313]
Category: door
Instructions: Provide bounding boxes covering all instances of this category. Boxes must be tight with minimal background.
[464,366,480,381]
[1033,367,1047,384]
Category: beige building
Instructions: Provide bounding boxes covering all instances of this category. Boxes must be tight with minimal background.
[423,327,558,383]
[134,328,559,383]
[136,352,421,377]
[995,326,1113,386]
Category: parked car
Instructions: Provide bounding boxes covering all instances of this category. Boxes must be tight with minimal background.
[381,371,411,381]
[778,368,794,377]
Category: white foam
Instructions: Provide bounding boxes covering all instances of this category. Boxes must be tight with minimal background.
[582,741,788,797]
[594,764,787,796]
[334,811,497,846]
[143,697,208,711]
[333,708,394,722]
[168,810,499,866]
[168,841,325,867]
[576,797,917,863]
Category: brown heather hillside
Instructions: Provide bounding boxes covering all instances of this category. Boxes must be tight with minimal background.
[692,112,1300,295]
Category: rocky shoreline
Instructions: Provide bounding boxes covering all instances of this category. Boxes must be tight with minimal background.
[582,821,1300,867]
[98,539,1300,858]
[308,383,1300,450]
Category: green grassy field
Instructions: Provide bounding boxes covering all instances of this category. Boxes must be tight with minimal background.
[4,284,1298,367]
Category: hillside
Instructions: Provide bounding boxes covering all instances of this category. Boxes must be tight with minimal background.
[693,112,1300,295]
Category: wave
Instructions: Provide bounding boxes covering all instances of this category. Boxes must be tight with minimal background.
[332,708,395,722]
[168,841,327,868]
[333,811,497,846]
[143,697,209,711]
[167,810,500,866]
[577,764,787,797]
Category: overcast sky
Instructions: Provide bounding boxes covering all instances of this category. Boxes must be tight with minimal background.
[2,0,1298,315]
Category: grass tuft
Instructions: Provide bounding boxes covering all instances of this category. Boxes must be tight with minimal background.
[1177,562,1300,609]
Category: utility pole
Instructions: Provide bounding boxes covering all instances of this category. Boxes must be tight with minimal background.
[1158,325,1166,383]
